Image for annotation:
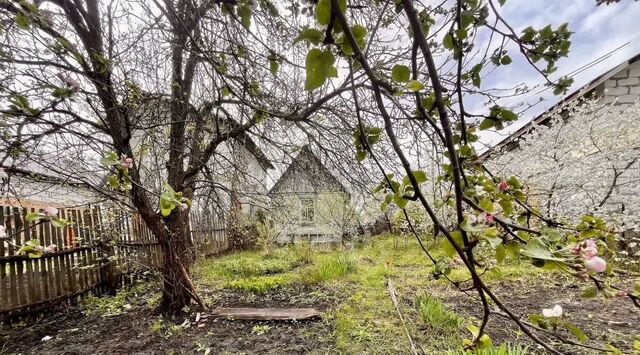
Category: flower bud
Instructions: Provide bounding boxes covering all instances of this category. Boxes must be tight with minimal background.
[497,180,509,191]
[43,206,59,217]
[584,256,607,273]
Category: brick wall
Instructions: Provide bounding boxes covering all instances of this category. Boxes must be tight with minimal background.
[602,60,640,107]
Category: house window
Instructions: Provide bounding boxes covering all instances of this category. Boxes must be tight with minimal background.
[301,198,314,222]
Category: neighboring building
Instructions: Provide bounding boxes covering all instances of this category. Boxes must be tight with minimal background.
[480,53,640,229]
[268,146,353,244]
[1,154,100,209]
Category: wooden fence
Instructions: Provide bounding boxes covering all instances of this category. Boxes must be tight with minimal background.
[0,204,228,318]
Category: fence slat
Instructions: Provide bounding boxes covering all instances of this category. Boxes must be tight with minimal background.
[1,204,229,317]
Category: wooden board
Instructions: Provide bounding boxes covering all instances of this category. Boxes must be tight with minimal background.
[210,308,321,321]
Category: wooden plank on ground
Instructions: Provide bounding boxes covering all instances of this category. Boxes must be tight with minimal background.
[209,308,321,321]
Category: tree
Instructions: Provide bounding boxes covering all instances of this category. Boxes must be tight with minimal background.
[0,0,346,313]
[488,99,640,228]
[291,0,637,352]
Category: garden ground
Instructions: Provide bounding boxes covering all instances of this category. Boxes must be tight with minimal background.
[1,234,638,354]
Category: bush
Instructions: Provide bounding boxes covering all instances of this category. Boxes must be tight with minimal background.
[415,294,463,331]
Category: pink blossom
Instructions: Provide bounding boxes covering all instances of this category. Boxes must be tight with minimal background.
[120,157,134,169]
[180,203,188,211]
[467,214,478,224]
[582,246,598,258]
[497,180,509,191]
[44,244,58,253]
[0,225,6,239]
[35,245,44,252]
[479,212,495,223]
[584,239,597,249]
[56,72,81,92]
[584,256,607,273]
[616,290,626,297]
[43,206,59,217]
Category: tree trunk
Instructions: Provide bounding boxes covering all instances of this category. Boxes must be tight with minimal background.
[157,212,199,313]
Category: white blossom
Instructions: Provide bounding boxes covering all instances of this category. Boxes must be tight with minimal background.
[487,100,640,229]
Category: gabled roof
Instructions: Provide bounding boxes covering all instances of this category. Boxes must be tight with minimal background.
[477,52,640,161]
[267,146,349,197]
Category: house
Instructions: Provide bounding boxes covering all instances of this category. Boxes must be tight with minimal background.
[267,146,353,244]
[479,53,640,231]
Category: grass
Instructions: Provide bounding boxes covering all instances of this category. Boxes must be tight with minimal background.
[416,293,464,331]
[192,234,553,353]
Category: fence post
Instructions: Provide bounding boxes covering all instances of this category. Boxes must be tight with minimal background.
[94,206,118,295]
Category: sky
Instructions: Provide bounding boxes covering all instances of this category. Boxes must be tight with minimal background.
[474,0,640,148]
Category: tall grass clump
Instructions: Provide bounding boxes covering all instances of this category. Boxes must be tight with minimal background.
[416,294,464,331]
[302,252,358,283]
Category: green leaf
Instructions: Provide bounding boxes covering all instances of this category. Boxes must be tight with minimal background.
[479,118,497,130]
[391,64,410,83]
[50,218,67,228]
[563,322,587,342]
[479,197,494,213]
[315,0,331,25]
[294,28,324,45]
[498,199,513,215]
[238,4,252,29]
[406,80,424,92]
[522,237,566,261]
[16,12,29,29]
[460,11,474,29]
[500,108,518,121]
[500,55,512,65]
[393,194,408,208]
[442,238,457,259]
[356,150,366,161]
[412,170,427,183]
[221,86,231,96]
[26,212,43,222]
[305,48,336,91]
[443,33,454,49]
[351,25,367,41]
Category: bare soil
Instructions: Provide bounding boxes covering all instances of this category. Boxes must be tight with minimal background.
[0,284,336,355]
[433,278,640,353]
[1,270,638,354]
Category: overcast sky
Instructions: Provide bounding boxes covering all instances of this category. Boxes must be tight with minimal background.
[476,0,640,148]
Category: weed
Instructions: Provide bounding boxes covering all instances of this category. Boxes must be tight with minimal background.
[292,242,314,264]
[148,319,164,334]
[83,284,156,317]
[415,294,464,331]
[147,318,183,338]
[251,324,272,335]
